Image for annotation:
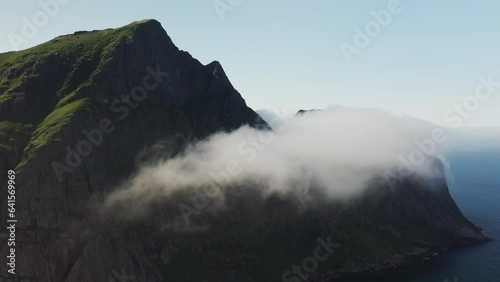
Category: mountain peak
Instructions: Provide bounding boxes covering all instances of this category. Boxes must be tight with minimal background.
[0,18,264,171]
[1,19,489,282]
[123,18,165,33]
[131,18,160,25]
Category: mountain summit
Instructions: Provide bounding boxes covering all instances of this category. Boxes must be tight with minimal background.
[0,20,490,282]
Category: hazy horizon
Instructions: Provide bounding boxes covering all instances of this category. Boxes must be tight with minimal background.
[2,1,500,127]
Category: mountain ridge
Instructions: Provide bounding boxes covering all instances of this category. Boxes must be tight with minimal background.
[0,19,491,282]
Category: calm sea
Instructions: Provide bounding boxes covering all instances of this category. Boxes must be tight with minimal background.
[344,149,500,282]
[405,150,500,282]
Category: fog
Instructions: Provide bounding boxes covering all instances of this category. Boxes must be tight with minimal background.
[106,107,447,216]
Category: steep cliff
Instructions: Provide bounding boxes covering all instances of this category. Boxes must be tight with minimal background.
[0,20,490,282]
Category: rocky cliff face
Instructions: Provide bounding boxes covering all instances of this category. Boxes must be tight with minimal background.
[0,20,490,282]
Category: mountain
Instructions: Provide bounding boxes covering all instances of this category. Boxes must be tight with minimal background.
[0,20,491,282]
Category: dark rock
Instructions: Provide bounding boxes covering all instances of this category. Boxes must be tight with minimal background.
[0,19,490,282]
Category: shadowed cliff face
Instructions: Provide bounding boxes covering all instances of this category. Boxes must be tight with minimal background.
[0,20,490,282]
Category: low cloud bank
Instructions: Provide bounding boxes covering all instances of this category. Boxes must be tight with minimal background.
[106,108,445,216]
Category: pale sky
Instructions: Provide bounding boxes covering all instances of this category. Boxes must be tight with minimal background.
[1,0,500,127]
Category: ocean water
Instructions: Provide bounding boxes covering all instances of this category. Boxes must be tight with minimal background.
[343,149,500,282]
[403,150,500,282]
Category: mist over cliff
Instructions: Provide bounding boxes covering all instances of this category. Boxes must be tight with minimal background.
[107,107,445,218]
[0,19,492,282]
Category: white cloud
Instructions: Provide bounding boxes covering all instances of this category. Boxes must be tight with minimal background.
[106,107,446,217]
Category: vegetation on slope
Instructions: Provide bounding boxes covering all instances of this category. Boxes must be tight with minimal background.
[0,20,157,169]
